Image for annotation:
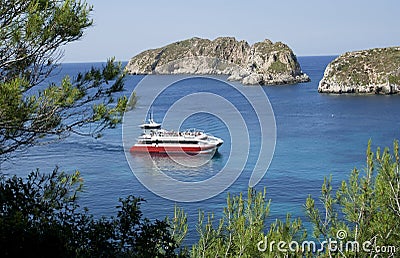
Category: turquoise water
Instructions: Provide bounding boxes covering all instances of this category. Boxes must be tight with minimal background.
[4,56,400,243]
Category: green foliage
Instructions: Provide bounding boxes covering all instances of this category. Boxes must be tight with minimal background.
[0,169,181,257]
[3,140,400,257]
[0,58,129,158]
[126,92,137,111]
[268,60,287,74]
[167,204,189,254]
[0,0,92,85]
[0,1,133,160]
[327,47,400,86]
[388,74,400,85]
[305,140,400,257]
[191,188,305,257]
[187,140,400,257]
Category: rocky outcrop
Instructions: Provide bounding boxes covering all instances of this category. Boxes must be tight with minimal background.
[319,47,400,94]
[125,37,309,85]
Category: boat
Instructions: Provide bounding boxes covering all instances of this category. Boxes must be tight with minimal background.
[130,116,223,155]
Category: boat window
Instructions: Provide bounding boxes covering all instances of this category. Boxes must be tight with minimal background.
[151,140,199,144]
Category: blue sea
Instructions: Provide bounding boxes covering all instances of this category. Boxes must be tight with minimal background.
[4,56,400,243]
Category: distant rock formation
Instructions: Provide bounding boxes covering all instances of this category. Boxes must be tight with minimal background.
[319,47,400,94]
[125,37,310,85]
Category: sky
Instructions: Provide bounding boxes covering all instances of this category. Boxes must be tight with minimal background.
[62,0,400,63]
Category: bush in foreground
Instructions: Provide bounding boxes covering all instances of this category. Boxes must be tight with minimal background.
[189,140,400,257]
[0,168,181,257]
[1,140,399,257]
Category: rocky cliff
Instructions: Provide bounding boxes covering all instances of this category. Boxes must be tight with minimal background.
[318,47,400,94]
[125,37,310,85]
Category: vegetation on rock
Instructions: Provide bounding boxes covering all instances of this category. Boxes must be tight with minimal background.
[125,37,310,85]
[319,47,400,94]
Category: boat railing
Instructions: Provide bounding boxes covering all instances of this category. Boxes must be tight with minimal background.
[144,128,205,137]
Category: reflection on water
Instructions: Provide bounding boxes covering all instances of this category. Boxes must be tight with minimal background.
[129,151,223,182]
[126,149,231,201]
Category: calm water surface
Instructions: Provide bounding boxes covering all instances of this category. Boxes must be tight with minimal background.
[4,56,400,243]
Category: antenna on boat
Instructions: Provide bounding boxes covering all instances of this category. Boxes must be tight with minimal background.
[149,108,154,123]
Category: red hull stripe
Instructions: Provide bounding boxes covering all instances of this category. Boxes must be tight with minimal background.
[130,145,215,153]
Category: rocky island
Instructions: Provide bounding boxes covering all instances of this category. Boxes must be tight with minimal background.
[125,37,310,85]
[318,47,400,94]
